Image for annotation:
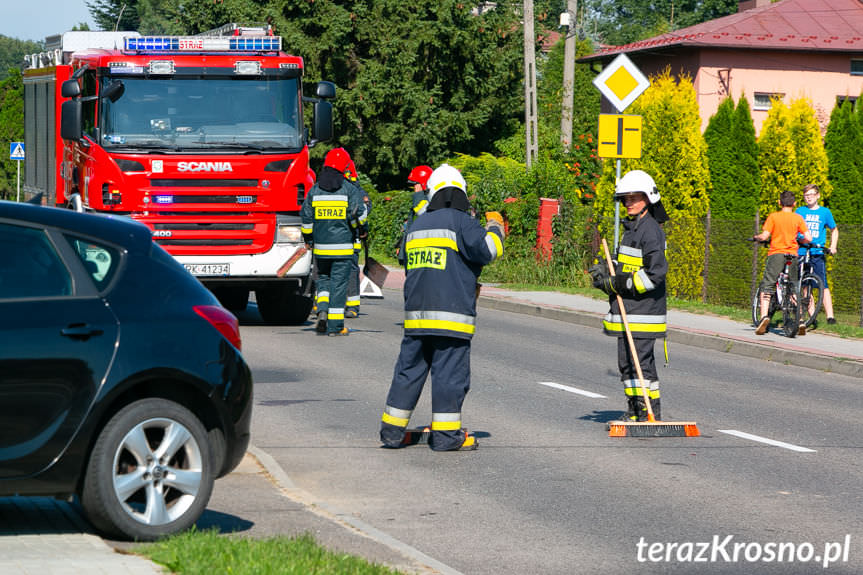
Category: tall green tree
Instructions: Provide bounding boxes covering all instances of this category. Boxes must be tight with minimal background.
[703,96,735,217]
[757,99,797,218]
[731,95,759,220]
[788,97,831,201]
[0,68,24,199]
[582,0,738,45]
[87,0,140,31]
[0,36,43,79]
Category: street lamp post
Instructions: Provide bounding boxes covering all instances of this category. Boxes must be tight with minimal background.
[523,0,538,169]
[560,0,577,152]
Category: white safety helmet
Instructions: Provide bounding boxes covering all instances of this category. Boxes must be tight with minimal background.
[615,170,660,204]
[426,164,467,202]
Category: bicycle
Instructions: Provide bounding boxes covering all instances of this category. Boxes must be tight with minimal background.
[797,242,825,330]
[749,240,801,338]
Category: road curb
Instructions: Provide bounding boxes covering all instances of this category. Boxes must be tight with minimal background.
[478,296,863,379]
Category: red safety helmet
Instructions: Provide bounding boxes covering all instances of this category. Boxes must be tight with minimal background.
[407,165,433,189]
[324,147,351,173]
[344,159,358,181]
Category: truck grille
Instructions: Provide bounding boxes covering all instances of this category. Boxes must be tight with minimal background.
[151,179,258,187]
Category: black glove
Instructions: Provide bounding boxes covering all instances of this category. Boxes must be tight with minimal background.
[597,273,630,296]
[588,261,609,287]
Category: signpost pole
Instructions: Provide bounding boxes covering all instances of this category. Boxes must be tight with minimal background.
[16,159,20,202]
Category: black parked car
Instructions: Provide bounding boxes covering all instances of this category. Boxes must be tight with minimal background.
[0,201,252,540]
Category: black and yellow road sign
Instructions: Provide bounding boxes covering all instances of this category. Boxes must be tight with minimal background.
[597,114,642,159]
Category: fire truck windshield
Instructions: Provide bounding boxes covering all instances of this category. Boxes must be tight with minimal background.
[100,76,302,151]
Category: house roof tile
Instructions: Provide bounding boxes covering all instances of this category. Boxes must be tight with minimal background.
[580,0,863,61]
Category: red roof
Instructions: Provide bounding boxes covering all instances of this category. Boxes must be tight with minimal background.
[581,0,863,61]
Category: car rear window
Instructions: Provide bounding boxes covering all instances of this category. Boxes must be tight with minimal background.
[65,235,122,291]
[0,222,72,299]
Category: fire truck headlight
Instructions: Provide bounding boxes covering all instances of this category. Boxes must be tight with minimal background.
[276,222,303,244]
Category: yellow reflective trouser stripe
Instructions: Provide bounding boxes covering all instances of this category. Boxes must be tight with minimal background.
[431,413,461,431]
[404,319,476,334]
[382,406,412,428]
[382,412,410,427]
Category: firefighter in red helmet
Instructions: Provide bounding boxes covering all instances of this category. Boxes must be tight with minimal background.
[397,165,434,266]
[301,148,367,335]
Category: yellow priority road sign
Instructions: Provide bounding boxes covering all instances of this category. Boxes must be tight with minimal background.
[597,114,642,159]
[592,53,650,112]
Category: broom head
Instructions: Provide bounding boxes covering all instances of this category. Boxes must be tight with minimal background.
[608,420,700,438]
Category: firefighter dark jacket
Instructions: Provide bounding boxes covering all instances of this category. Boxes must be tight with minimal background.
[603,212,667,339]
[403,207,504,340]
[301,168,368,259]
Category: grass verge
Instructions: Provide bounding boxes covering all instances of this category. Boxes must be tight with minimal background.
[134,528,404,575]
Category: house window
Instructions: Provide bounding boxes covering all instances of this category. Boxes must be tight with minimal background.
[837,95,858,107]
[851,60,863,76]
[753,92,784,111]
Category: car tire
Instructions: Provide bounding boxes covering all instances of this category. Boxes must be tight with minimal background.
[80,398,214,541]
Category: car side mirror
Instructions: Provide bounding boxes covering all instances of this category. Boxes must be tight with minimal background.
[61,79,81,98]
[316,81,336,100]
[61,100,83,141]
[101,80,125,103]
[309,100,333,146]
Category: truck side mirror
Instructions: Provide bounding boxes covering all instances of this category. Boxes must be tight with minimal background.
[61,79,81,98]
[310,100,333,146]
[316,81,336,100]
[101,80,125,103]
[60,100,83,141]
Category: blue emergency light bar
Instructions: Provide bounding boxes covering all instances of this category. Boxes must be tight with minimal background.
[125,36,281,52]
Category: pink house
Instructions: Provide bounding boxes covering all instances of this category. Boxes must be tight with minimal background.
[579,0,863,134]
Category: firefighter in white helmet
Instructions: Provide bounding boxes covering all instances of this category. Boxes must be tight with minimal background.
[380,164,505,451]
[588,169,669,421]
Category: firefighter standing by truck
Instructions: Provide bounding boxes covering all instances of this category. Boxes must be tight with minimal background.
[588,170,669,421]
[345,159,370,318]
[380,164,505,451]
[302,148,367,336]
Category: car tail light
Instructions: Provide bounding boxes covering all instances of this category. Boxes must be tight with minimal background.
[194,305,242,350]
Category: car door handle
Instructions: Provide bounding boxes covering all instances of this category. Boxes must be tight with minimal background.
[61,323,104,340]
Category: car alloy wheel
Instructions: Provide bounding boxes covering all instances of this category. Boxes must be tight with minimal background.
[81,398,214,541]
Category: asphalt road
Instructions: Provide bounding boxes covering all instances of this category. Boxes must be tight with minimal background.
[236,292,863,575]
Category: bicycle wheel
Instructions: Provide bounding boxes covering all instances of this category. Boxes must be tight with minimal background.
[781,282,800,338]
[751,286,776,326]
[798,273,824,329]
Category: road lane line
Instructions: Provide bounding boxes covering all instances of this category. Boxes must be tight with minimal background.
[538,381,606,398]
[718,429,816,453]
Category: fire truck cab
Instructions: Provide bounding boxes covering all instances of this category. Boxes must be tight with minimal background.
[24,25,335,324]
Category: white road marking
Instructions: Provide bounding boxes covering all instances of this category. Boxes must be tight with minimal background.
[718,429,816,453]
[538,381,606,398]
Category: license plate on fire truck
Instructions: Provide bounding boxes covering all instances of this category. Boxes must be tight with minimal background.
[184,263,230,276]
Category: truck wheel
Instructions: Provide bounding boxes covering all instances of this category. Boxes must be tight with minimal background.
[211,287,249,312]
[256,287,313,325]
[80,399,214,541]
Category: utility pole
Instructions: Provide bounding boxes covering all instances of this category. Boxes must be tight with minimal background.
[560,0,577,152]
[523,0,538,169]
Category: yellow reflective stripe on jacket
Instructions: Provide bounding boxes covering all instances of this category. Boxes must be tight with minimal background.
[313,243,355,256]
[617,245,643,274]
[404,310,476,334]
[485,231,503,260]
[632,268,655,294]
[413,199,428,214]
[603,312,666,333]
[406,229,459,252]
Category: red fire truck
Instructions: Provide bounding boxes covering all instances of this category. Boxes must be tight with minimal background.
[23,25,335,324]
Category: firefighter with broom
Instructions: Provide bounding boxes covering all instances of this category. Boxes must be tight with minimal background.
[589,170,669,422]
[380,164,504,451]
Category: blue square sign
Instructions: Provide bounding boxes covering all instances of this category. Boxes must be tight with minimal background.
[10,142,25,160]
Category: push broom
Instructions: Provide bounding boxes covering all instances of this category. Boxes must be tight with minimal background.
[601,239,700,438]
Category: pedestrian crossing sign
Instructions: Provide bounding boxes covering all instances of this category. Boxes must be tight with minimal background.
[9,142,25,161]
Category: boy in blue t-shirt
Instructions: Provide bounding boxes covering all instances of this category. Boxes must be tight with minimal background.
[796,184,838,324]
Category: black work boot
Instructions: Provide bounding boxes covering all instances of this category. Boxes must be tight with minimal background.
[625,397,639,421]
[632,396,648,422]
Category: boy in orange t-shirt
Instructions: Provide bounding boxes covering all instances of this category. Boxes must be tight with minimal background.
[752,190,812,334]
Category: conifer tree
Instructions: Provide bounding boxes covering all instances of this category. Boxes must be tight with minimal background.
[757,99,797,218]
[788,97,832,201]
[732,96,760,221]
[824,100,863,223]
[704,97,735,218]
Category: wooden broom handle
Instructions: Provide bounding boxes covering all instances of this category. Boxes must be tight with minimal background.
[602,239,656,421]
